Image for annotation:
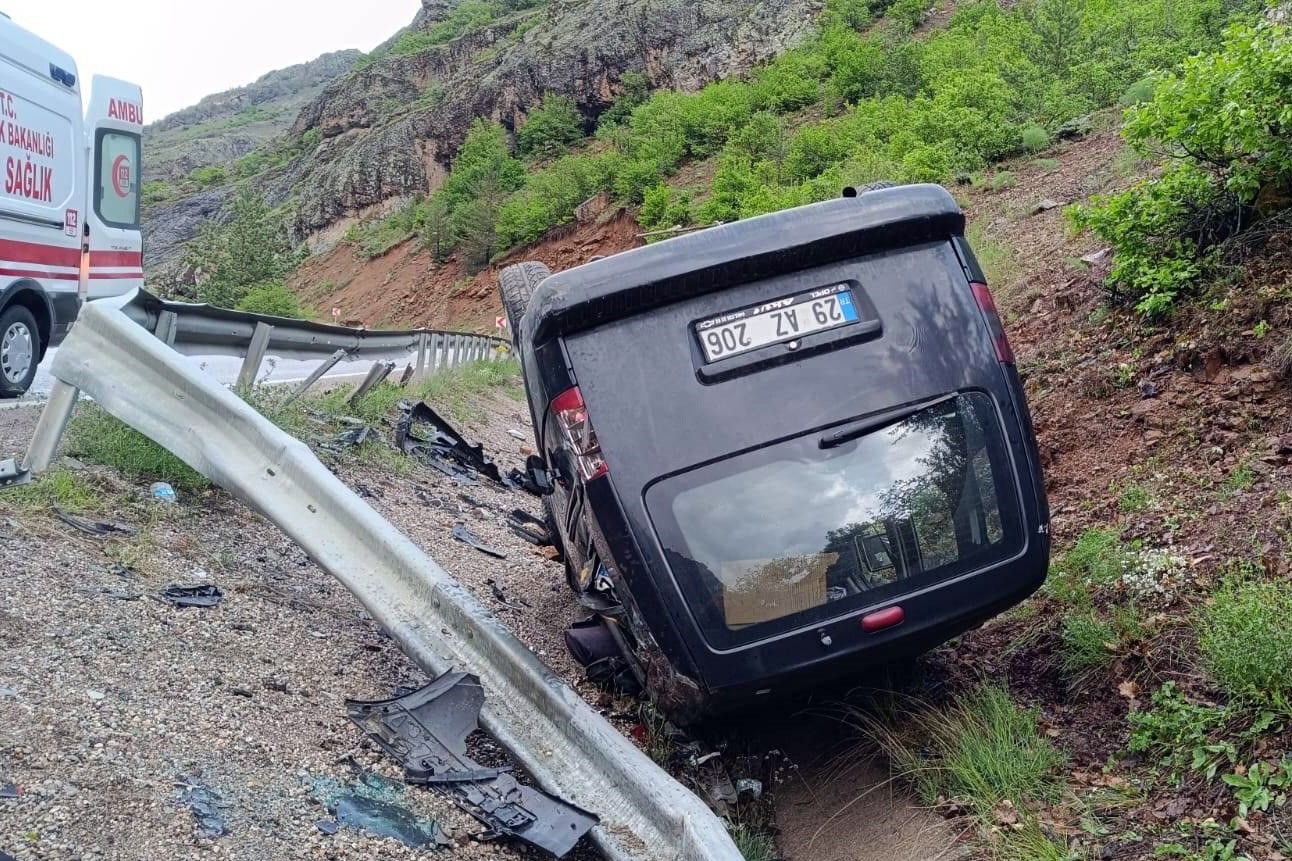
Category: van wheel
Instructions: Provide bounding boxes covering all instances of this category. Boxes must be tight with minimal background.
[0,305,39,398]
[498,261,552,348]
[542,495,567,564]
[858,181,898,193]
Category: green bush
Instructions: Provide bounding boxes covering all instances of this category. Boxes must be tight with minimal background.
[989,171,1017,191]
[516,94,586,159]
[1118,76,1156,106]
[390,1,501,54]
[889,0,927,32]
[235,281,306,318]
[1072,22,1292,317]
[495,151,614,248]
[1020,124,1050,153]
[188,165,227,188]
[599,71,652,128]
[1199,579,1292,700]
[638,184,694,234]
[186,190,304,309]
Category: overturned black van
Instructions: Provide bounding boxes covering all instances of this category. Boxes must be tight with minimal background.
[500,183,1050,721]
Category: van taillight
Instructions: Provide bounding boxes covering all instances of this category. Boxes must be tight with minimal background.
[551,386,608,481]
[970,281,1015,364]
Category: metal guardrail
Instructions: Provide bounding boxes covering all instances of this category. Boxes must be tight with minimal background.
[16,290,744,861]
[124,289,508,375]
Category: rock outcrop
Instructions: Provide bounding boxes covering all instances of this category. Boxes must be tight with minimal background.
[143,0,820,277]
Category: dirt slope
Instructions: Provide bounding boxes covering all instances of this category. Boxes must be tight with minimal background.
[289,214,643,330]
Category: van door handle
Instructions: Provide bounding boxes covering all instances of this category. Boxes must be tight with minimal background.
[818,393,959,450]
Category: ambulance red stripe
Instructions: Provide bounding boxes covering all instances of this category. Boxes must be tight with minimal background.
[89,250,143,267]
[0,238,80,267]
[0,267,78,280]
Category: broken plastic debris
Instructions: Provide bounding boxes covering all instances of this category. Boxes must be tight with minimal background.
[452,524,506,559]
[177,774,228,839]
[312,771,450,848]
[396,402,506,485]
[507,509,551,546]
[52,507,136,537]
[736,778,763,801]
[0,783,19,799]
[334,426,373,447]
[150,482,177,503]
[159,584,223,608]
[347,671,598,857]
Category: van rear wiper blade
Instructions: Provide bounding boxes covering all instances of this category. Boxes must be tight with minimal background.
[819,393,959,450]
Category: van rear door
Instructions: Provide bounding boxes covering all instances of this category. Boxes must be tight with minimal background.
[83,76,142,298]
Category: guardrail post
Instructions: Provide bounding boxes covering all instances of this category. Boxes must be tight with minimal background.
[282,348,347,408]
[155,310,178,346]
[22,380,79,474]
[237,322,274,389]
[413,332,429,383]
[348,361,395,406]
[430,334,443,374]
[398,364,414,385]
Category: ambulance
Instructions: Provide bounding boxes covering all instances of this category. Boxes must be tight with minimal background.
[0,12,143,396]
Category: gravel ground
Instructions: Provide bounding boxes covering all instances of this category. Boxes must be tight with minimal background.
[0,399,600,861]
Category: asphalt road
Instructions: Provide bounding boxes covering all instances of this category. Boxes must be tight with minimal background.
[2,348,373,410]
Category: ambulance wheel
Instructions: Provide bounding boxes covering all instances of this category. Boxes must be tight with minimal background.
[498,261,552,349]
[0,305,39,398]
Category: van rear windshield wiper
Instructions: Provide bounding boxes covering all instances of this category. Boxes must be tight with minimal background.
[818,393,959,450]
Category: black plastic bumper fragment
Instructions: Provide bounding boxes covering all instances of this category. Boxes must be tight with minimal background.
[346,672,598,857]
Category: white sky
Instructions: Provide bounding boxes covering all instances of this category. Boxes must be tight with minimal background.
[8,0,422,121]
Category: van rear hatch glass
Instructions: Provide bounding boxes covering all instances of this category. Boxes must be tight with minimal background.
[645,392,1024,649]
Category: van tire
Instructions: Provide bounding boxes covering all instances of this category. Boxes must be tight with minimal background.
[0,305,39,398]
[858,181,898,193]
[499,261,552,348]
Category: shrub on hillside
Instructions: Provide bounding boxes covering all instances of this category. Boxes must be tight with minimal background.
[1071,21,1292,317]
[598,71,652,129]
[517,94,586,159]
[187,190,303,309]
[235,281,307,319]
[1020,124,1049,153]
[638,184,694,234]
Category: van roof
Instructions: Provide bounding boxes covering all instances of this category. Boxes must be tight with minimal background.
[0,13,80,91]
[522,183,966,346]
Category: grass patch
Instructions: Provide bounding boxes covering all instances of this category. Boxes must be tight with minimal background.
[1046,527,1129,605]
[2,468,103,514]
[989,171,1017,192]
[1199,579,1292,700]
[1116,481,1151,513]
[1032,158,1061,171]
[966,220,1022,305]
[311,357,520,426]
[1060,609,1117,677]
[728,823,774,861]
[64,405,207,490]
[856,685,1065,816]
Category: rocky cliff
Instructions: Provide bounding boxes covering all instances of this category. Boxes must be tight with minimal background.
[143,0,820,278]
[144,50,362,183]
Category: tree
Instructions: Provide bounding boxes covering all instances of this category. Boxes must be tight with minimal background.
[517,94,586,159]
[186,190,303,309]
[599,71,652,128]
[420,193,454,263]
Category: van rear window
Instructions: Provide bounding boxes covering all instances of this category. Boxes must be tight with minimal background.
[646,392,1024,648]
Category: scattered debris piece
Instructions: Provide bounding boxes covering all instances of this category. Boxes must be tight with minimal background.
[150,482,177,503]
[159,584,223,609]
[507,509,551,546]
[52,507,136,537]
[313,772,450,849]
[347,671,598,857]
[333,426,374,447]
[1080,247,1111,266]
[0,783,19,799]
[397,402,506,485]
[487,578,530,610]
[1054,113,1093,140]
[736,778,763,801]
[1031,198,1062,215]
[1139,381,1160,399]
[507,429,527,440]
[0,457,30,489]
[564,617,641,694]
[452,524,506,559]
[176,774,228,839]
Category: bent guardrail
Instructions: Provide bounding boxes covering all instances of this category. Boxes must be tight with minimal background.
[121,289,507,381]
[17,290,744,861]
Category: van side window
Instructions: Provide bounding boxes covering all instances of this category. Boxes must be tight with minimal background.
[94,130,140,229]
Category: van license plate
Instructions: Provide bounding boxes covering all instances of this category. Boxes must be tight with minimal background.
[695,284,860,363]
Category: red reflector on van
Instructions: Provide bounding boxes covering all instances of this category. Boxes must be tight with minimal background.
[861,606,905,633]
[970,281,1016,364]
